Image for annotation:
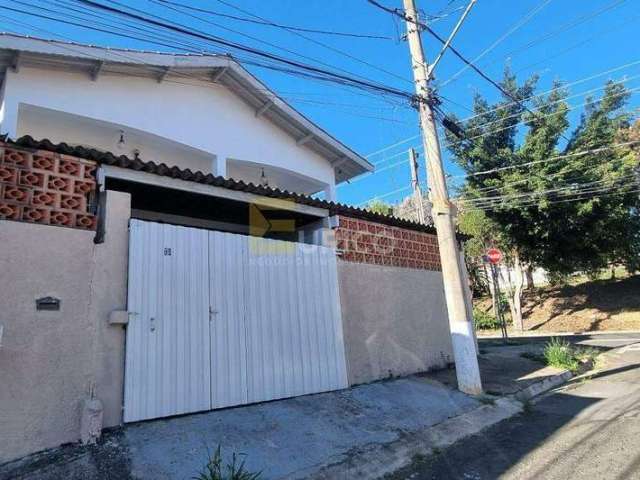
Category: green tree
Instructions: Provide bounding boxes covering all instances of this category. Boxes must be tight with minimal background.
[447,72,640,330]
[366,199,394,215]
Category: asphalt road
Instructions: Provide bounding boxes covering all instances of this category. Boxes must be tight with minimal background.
[389,339,640,480]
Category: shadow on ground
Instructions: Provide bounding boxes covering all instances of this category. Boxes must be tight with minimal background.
[386,393,601,480]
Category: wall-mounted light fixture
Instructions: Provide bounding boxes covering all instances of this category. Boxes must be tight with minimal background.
[260,168,269,187]
[116,130,126,150]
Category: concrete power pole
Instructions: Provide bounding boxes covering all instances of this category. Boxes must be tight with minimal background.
[408,148,426,224]
[402,0,482,394]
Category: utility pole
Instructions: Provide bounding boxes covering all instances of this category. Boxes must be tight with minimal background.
[403,0,482,394]
[408,148,426,224]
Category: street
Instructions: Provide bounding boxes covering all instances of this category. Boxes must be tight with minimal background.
[389,339,640,480]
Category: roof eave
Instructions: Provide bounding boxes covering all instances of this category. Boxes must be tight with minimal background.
[0,33,374,182]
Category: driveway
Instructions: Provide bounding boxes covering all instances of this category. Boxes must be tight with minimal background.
[389,341,640,479]
[1,376,480,480]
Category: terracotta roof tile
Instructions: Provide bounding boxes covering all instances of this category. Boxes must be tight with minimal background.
[4,135,438,234]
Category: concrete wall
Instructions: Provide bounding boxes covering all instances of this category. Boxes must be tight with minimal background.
[337,260,453,386]
[1,67,335,192]
[0,190,130,462]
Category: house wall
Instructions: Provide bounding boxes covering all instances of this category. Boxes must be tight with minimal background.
[1,67,335,191]
[335,216,452,385]
[0,190,130,463]
[337,261,453,386]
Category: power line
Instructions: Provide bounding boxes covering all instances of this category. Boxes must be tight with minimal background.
[450,0,629,86]
[514,11,640,76]
[366,0,574,141]
[466,184,640,212]
[464,153,636,197]
[157,0,392,40]
[147,0,408,90]
[441,0,553,86]
[460,174,639,207]
[66,0,417,101]
[0,9,414,127]
[367,85,640,174]
[207,0,414,86]
[450,140,640,179]
[364,59,640,158]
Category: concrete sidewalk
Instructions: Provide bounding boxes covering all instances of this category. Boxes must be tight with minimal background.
[2,344,587,480]
[431,344,568,398]
[2,377,483,480]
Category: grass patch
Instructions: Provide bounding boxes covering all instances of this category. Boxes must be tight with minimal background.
[542,338,599,373]
[194,445,261,480]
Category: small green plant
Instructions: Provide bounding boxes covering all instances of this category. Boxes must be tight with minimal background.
[543,338,579,372]
[473,307,502,330]
[193,445,261,480]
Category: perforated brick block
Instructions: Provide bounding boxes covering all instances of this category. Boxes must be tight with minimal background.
[32,154,57,172]
[2,186,31,204]
[31,190,59,208]
[76,214,96,229]
[59,194,86,211]
[73,180,94,195]
[335,215,441,271]
[0,202,21,220]
[0,141,98,230]
[3,149,31,169]
[47,175,73,193]
[84,164,97,179]
[58,158,82,176]
[49,210,76,227]
[19,170,45,189]
[0,165,18,184]
[22,206,51,224]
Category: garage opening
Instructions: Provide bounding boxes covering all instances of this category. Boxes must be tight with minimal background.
[105,177,328,243]
[123,219,348,422]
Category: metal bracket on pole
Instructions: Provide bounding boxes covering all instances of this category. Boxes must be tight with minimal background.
[430,199,458,217]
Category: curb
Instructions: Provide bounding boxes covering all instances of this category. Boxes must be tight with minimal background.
[479,330,640,340]
[296,365,585,479]
[511,369,573,403]
[292,398,523,480]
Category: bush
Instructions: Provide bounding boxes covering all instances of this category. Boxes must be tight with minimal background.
[473,307,502,330]
[194,445,261,480]
[543,338,579,372]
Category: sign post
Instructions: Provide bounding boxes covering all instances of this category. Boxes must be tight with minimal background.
[484,248,508,341]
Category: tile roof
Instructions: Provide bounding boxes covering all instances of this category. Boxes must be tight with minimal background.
[3,135,438,234]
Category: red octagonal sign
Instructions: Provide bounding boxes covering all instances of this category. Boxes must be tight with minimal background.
[486,248,503,264]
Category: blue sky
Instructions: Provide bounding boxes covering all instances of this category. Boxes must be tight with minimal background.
[2,0,639,206]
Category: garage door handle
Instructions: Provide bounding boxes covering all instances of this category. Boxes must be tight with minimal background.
[150,317,157,332]
[209,307,219,321]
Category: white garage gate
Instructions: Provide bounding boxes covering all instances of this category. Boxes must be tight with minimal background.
[123,219,348,422]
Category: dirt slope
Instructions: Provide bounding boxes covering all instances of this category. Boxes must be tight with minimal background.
[476,275,640,334]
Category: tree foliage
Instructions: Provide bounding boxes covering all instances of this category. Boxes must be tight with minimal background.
[448,71,640,277]
[366,199,394,216]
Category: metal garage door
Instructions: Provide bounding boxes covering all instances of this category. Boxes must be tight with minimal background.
[124,220,348,422]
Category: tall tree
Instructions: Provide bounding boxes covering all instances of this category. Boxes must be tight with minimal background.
[447,72,639,330]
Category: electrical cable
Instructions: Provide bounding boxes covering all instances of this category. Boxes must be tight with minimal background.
[441,0,553,86]
[68,0,417,101]
[157,0,393,40]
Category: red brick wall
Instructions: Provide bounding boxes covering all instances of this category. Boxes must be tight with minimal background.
[0,144,97,230]
[335,216,441,271]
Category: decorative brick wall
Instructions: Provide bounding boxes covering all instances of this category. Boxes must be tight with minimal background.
[335,216,441,271]
[0,144,97,230]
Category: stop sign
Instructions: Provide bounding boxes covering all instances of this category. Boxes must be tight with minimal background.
[486,248,502,264]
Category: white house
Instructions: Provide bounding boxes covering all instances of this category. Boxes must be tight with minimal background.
[0,34,455,463]
[0,33,372,200]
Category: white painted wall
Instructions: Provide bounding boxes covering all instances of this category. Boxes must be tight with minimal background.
[1,67,335,193]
